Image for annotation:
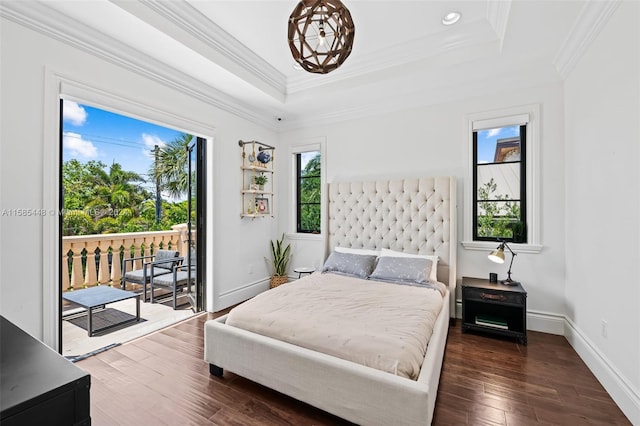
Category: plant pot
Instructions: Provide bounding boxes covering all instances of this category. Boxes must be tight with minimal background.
[270,275,288,289]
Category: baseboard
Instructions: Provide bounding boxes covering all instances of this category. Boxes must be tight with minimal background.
[215,278,269,311]
[527,310,564,335]
[455,300,462,319]
[453,302,564,335]
[564,317,640,425]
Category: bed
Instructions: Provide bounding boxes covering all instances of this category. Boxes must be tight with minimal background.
[204,176,456,425]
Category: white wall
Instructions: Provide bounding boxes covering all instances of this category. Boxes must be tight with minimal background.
[2,2,638,422]
[0,18,278,340]
[564,1,640,423]
[278,82,567,332]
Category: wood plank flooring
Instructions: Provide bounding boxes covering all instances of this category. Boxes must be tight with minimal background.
[78,313,631,425]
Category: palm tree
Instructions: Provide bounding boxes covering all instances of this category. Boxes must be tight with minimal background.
[151,133,192,200]
[85,162,149,221]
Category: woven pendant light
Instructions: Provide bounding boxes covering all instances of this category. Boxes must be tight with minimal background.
[288,0,355,74]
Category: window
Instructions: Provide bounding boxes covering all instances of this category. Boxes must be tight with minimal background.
[473,114,529,243]
[464,105,541,252]
[473,124,526,242]
[295,150,321,233]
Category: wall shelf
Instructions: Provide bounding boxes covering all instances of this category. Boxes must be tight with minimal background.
[241,190,274,195]
[239,140,275,219]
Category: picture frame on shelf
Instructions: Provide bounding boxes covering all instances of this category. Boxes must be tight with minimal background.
[255,197,270,215]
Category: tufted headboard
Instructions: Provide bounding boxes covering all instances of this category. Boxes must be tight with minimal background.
[326,177,457,315]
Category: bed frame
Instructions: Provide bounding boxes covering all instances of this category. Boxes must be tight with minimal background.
[205,176,456,425]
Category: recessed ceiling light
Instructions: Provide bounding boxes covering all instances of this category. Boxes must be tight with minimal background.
[292,62,303,70]
[442,11,461,26]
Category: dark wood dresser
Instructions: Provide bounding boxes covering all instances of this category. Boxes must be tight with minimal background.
[1,316,91,425]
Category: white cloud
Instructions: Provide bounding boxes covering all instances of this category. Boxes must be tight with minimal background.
[62,100,87,126]
[63,132,98,158]
[142,133,166,158]
[486,128,501,137]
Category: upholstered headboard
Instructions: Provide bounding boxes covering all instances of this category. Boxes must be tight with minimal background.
[326,177,457,314]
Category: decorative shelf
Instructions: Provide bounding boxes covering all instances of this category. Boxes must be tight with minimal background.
[239,140,275,219]
[240,213,271,219]
[242,166,274,173]
[241,190,274,195]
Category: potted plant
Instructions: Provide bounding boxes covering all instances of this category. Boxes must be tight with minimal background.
[510,221,526,243]
[254,174,268,191]
[268,233,291,288]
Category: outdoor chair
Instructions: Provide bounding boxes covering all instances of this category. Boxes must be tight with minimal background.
[121,249,180,301]
[150,248,195,310]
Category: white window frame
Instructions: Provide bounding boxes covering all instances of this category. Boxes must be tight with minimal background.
[462,104,542,253]
[288,138,326,240]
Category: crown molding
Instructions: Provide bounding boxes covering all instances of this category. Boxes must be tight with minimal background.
[287,18,499,95]
[553,0,621,79]
[486,0,512,52]
[282,59,559,131]
[0,1,277,130]
[112,0,287,102]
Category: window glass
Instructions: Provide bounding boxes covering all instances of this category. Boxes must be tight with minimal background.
[296,151,321,233]
[473,125,527,242]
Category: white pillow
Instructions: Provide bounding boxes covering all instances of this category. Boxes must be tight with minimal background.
[334,246,380,257]
[380,248,439,282]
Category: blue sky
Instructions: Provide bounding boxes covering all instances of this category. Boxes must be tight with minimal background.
[477,125,519,163]
[62,100,185,192]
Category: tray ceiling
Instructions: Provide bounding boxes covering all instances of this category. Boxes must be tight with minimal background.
[1,0,618,129]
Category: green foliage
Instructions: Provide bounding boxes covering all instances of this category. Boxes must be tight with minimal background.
[122,217,150,233]
[150,133,192,199]
[95,217,119,234]
[164,201,189,224]
[253,174,268,186]
[477,178,521,239]
[269,234,291,276]
[63,210,94,236]
[62,159,190,236]
[117,208,133,224]
[299,153,321,233]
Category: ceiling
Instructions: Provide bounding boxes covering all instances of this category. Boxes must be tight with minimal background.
[3,1,616,130]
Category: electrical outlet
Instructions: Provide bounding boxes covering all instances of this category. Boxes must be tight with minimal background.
[248,264,254,275]
[601,319,608,338]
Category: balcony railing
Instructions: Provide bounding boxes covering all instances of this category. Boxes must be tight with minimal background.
[62,224,191,292]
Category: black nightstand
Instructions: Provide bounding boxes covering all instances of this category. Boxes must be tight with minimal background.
[461,276,527,345]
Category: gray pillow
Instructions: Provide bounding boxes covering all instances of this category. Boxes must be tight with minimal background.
[321,251,378,279]
[369,256,433,285]
[154,250,180,270]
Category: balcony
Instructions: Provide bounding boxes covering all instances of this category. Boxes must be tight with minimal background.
[62,224,197,359]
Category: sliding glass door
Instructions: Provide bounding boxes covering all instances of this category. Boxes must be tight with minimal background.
[186,137,206,312]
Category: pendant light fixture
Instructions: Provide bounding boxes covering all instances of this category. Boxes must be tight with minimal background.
[288,0,355,74]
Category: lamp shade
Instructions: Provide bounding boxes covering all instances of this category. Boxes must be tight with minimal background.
[488,245,505,264]
[487,241,519,285]
[288,0,355,74]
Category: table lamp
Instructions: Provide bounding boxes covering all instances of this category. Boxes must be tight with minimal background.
[488,240,520,286]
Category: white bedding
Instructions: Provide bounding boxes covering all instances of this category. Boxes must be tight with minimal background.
[225,272,444,380]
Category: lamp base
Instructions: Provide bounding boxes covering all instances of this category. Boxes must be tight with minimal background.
[500,279,520,286]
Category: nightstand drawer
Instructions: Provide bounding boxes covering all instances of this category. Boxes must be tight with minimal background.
[463,287,525,305]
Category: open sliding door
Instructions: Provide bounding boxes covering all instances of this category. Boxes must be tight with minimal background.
[186,137,206,312]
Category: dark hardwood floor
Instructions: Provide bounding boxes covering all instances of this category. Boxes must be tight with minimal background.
[78,313,631,425]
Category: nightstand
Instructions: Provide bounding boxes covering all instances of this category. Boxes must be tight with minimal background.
[293,267,315,278]
[461,276,527,345]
